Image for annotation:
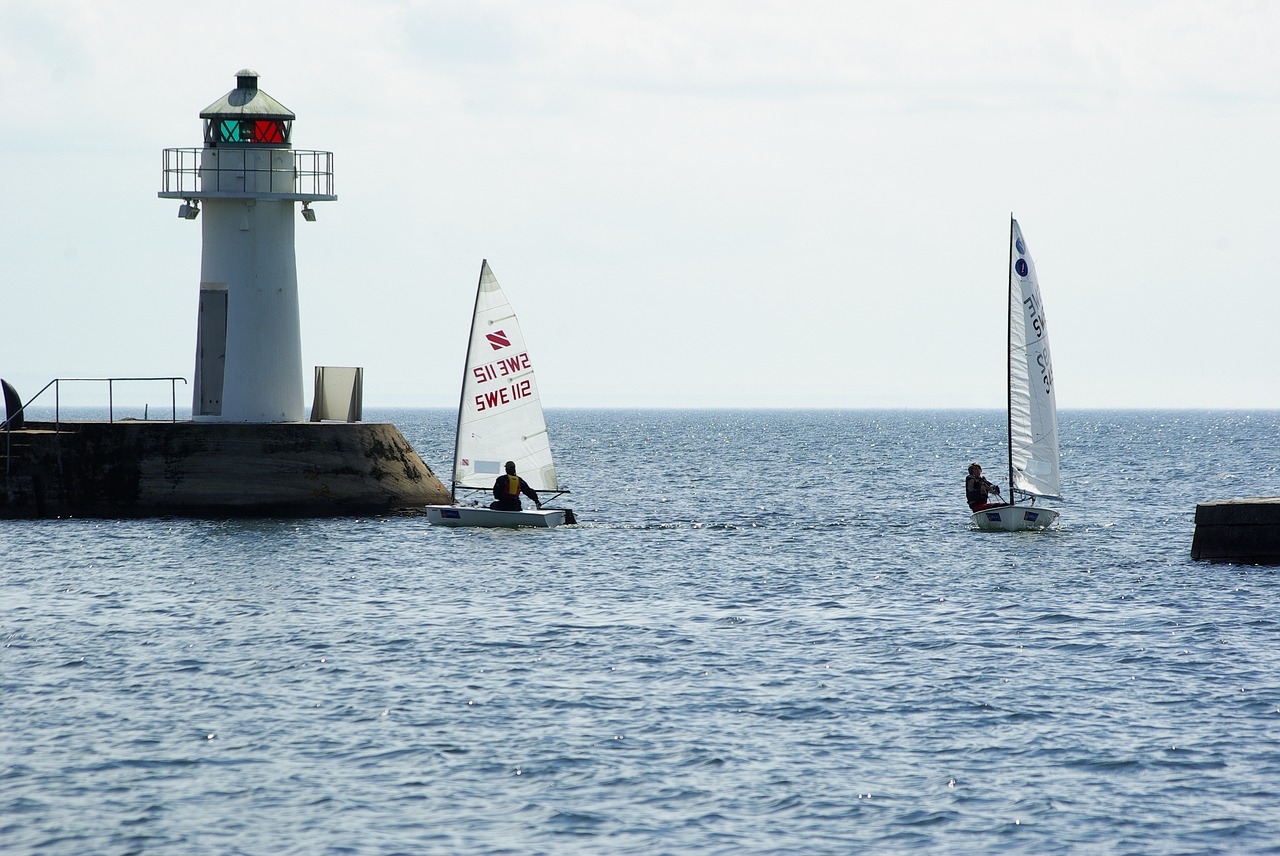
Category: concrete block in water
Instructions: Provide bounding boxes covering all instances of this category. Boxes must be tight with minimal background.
[1191,498,1280,564]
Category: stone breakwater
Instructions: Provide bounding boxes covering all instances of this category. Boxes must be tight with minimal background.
[1,421,449,517]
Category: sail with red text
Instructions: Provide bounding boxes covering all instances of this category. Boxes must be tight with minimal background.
[451,260,559,493]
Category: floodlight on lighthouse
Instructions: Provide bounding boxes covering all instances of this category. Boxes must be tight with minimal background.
[300,203,316,222]
[178,200,200,220]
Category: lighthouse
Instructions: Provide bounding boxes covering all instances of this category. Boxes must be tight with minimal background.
[159,69,335,422]
[2,70,451,518]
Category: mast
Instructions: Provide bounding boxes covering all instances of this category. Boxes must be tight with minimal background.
[1006,214,1016,502]
[449,260,489,502]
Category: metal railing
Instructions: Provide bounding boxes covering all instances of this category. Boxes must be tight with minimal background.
[160,148,336,200]
[2,377,188,432]
[3,377,188,501]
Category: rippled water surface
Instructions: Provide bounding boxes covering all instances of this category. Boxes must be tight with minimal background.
[4,409,1280,854]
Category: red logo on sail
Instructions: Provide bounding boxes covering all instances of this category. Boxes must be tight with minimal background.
[486,330,511,350]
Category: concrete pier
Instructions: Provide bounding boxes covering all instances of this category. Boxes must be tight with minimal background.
[1191,498,1280,564]
[2,421,449,518]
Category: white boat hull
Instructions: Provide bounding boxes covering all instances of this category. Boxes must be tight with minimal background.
[425,505,567,528]
[970,504,1059,531]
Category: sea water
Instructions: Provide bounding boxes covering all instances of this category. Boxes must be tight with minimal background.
[2,409,1279,854]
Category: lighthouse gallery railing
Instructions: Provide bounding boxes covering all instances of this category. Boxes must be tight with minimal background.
[160,148,335,200]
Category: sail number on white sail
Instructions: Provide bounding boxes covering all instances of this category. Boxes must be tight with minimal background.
[472,352,534,411]
[453,261,559,495]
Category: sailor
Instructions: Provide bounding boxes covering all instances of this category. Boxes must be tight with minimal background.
[491,461,543,511]
[966,463,1004,511]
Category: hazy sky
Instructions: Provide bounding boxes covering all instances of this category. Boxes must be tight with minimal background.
[2,0,1279,410]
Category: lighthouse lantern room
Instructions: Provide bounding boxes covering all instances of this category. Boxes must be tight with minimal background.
[159,69,336,422]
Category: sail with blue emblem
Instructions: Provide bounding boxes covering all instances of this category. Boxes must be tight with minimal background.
[1007,218,1062,501]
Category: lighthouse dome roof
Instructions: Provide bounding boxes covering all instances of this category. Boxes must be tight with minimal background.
[200,69,295,120]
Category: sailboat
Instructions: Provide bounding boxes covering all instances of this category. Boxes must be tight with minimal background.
[425,260,572,528]
[971,217,1062,532]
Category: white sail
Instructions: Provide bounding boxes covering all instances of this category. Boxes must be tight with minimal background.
[1007,219,1062,500]
[451,260,559,493]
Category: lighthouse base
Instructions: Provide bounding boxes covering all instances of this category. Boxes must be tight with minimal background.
[2,421,450,518]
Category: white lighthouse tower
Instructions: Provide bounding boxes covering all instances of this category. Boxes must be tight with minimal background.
[160,69,335,422]
[1,69,450,517]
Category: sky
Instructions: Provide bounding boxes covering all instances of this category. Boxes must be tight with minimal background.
[2,0,1279,410]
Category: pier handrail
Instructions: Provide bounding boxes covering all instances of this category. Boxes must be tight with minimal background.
[3,377,188,501]
[2,377,189,432]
